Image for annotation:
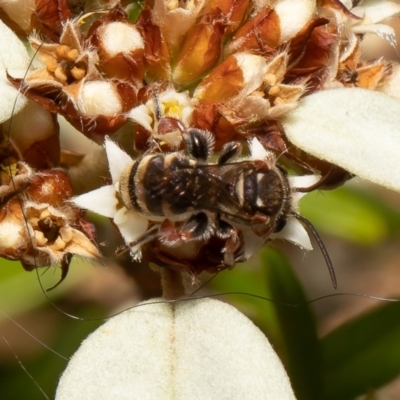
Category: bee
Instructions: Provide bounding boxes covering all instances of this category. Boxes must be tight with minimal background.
[117,128,337,288]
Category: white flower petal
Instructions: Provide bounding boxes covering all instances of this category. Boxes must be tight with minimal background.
[56,298,296,400]
[241,228,267,260]
[249,137,269,160]
[115,209,149,250]
[232,96,270,122]
[353,23,397,48]
[158,89,194,125]
[153,130,183,148]
[289,175,320,190]
[379,64,400,99]
[104,138,133,184]
[282,88,400,192]
[159,88,190,107]
[272,217,313,250]
[113,207,129,225]
[234,53,268,96]
[127,104,154,131]
[352,1,400,23]
[72,185,117,218]
[289,175,321,203]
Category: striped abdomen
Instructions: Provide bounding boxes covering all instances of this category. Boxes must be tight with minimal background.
[119,153,221,218]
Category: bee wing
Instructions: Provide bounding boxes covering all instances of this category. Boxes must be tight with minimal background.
[194,163,256,223]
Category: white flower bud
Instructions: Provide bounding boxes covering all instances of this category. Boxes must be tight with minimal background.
[0,19,30,122]
[56,298,296,400]
[275,0,316,44]
[99,22,144,56]
[77,81,122,116]
[234,53,268,95]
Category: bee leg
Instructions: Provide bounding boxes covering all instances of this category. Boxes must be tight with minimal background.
[218,141,242,165]
[180,212,214,241]
[216,219,240,268]
[115,226,159,257]
[182,129,215,161]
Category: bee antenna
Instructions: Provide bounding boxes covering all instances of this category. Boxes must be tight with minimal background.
[294,168,335,193]
[292,212,337,289]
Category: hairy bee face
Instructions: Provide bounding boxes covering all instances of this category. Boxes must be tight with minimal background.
[228,163,291,234]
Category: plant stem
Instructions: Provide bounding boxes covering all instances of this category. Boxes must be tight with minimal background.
[159,267,185,300]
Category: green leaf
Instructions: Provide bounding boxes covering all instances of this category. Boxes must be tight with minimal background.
[0,258,95,321]
[299,186,400,244]
[322,301,400,400]
[126,0,145,23]
[260,248,323,400]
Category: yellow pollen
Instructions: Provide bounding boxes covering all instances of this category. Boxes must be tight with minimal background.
[185,0,197,10]
[40,209,51,220]
[56,45,79,62]
[1,160,18,177]
[264,73,277,86]
[34,230,48,246]
[163,100,182,116]
[66,48,79,61]
[251,90,264,97]
[46,58,58,73]
[59,227,73,243]
[29,217,40,227]
[166,0,179,10]
[274,97,285,105]
[71,66,86,80]
[52,236,66,251]
[54,66,68,84]
[268,85,280,96]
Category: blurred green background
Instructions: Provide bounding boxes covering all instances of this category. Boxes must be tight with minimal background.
[2,180,400,399]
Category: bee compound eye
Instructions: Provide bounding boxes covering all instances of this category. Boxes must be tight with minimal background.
[276,164,288,176]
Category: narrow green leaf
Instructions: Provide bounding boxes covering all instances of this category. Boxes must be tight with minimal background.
[261,248,323,400]
[322,301,400,400]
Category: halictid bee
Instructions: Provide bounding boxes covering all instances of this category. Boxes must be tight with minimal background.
[115,128,337,288]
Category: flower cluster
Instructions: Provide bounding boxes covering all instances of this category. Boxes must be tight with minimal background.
[1,0,400,282]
